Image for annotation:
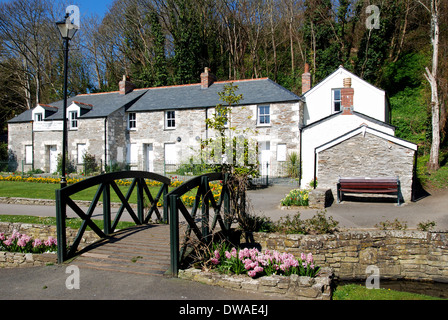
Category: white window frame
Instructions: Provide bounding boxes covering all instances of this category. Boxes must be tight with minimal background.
[127,143,138,165]
[332,89,342,113]
[34,113,43,122]
[165,110,176,129]
[77,143,87,164]
[69,110,78,129]
[128,112,136,130]
[25,145,33,165]
[257,105,270,126]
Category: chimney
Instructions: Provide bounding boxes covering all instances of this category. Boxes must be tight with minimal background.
[119,75,135,95]
[341,77,354,115]
[301,63,312,94]
[200,67,216,89]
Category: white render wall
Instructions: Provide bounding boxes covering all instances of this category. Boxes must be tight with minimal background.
[303,67,388,125]
[301,114,395,188]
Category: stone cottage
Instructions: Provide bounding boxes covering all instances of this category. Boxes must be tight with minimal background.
[299,65,417,201]
[8,70,302,178]
[7,66,418,202]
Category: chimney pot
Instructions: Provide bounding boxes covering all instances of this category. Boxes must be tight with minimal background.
[119,75,135,95]
[301,63,312,94]
[201,67,216,89]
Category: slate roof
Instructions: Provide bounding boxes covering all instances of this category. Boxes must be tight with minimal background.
[8,78,301,123]
[127,78,301,112]
[8,89,147,123]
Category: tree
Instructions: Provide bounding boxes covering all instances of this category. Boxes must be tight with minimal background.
[203,83,258,229]
[417,0,441,170]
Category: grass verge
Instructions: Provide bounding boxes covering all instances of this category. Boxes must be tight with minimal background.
[0,214,136,230]
[333,284,445,300]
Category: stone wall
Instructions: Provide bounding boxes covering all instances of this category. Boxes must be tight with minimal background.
[179,267,333,300]
[317,132,416,202]
[7,122,33,172]
[245,230,448,282]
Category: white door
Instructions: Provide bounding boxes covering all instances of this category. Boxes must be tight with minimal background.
[49,146,58,173]
[145,144,154,172]
[259,141,271,176]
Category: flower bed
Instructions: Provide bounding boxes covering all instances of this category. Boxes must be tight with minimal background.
[209,245,320,279]
[0,174,184,187]
[0,230,57,254]
[179,267,333,300]
[180,242,333,300]
[280,189,309,207]
[0,229,58,268]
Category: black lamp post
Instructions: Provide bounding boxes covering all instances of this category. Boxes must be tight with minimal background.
[56,13,78,188]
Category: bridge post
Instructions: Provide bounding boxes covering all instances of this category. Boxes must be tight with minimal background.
[137,178,144,223]
[103,183,112,235]
[55,189,67,263]
[201,176,210,241]
[169,194,179,276]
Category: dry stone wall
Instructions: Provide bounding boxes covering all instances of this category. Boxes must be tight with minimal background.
[246,230,448,282]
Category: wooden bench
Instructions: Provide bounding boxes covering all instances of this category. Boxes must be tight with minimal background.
[337,177,401,205]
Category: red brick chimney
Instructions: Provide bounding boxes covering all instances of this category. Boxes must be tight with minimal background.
[301,63,312,94]
[119,75,135,95]
[341,78,354,115]
[200,67,216,89]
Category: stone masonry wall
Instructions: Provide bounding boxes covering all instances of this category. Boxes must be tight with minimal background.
[317,132,415,202]
[247,230,448,282]
[7,122,33,172]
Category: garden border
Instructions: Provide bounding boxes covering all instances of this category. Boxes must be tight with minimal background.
[178,267,333,300]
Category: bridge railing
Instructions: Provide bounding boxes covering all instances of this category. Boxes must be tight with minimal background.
[167,172,236,276]
[55,171,170,263]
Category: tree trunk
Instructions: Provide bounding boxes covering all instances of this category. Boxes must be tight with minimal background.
[424,0,440,171]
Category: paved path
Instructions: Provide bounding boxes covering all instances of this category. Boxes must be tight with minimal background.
[73,224,171,276]
[247,185,448,231]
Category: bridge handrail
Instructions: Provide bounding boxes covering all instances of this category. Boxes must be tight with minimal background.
[56,171,171,263]
[167,172,233,276]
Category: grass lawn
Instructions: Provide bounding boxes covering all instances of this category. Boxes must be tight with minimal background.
[0,181,167,203]
[333,284,445,300]
[0,214,136,230]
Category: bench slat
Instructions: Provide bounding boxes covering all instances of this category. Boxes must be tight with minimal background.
[337,177,401,205]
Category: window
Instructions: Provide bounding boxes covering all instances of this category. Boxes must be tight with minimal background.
[34,113,43,122]
[69,111,78,129]
[25,145,33,165]
[258,105,270,125]
[165,111,176,129]
[127,143,138,164]
[77,144,87,164]
[128,112,136,129]
[333,89,341,113]
[277,144,287,162]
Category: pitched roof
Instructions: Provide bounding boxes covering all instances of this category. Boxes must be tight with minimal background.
[315,125,417,153]
[127,78,301,112]
[303,65,385,97]
[301,110,396,131]
[8,78,300,123]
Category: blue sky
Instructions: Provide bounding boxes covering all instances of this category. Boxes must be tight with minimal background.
[0,0,114,18]
[67,0,114,17]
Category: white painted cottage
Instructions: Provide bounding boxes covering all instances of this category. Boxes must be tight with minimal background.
[300,65,417,201]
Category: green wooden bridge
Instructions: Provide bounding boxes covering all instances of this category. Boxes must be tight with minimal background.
[56,171,234,277]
